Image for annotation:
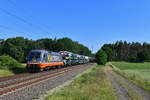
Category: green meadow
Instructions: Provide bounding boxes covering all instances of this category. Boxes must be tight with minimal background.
[112,62,150,81]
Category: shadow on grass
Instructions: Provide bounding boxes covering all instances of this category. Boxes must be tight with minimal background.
[9,67,27,74]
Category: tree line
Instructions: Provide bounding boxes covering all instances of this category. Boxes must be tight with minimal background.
[96,40,150,65]
[0,37,92,63]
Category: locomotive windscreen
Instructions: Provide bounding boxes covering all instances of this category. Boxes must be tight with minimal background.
[28,52,41,62]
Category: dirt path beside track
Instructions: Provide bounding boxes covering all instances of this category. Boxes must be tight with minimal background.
[104,65,150,100]
[106,72,130,100]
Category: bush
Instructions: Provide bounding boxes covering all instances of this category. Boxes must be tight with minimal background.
[102,47,115,61]
[95,50,107,65]
[0,55,23,70]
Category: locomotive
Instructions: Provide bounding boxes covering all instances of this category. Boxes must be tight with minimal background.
[26,50,64,72]
[26,49,94,72]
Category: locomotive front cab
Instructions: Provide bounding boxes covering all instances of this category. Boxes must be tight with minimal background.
[26,50,52,72]
[26,50,43,72]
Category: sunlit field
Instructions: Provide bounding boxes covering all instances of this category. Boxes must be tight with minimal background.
[112,62,150,81]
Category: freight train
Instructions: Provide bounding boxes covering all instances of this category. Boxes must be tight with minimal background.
[26,50,95,72]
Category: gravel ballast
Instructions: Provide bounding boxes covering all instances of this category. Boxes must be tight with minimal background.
[0,63,94,100]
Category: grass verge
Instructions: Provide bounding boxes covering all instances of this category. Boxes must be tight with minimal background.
[0,63,26,77]
[0,55,27,77]
[46,65,117,100]
[0,70,14,77]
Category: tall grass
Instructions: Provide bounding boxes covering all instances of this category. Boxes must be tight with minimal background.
[46,65,117,100]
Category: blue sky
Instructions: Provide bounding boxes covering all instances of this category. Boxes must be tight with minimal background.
[0,0,150,53]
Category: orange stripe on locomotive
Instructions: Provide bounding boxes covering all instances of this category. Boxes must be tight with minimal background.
[27,62,64,69]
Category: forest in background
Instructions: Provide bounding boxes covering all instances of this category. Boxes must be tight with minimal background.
[0,37,93,63]
[101,40,150,62]
[1,37,150,64]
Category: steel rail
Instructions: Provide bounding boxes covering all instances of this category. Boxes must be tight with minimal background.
[0,63,91,96]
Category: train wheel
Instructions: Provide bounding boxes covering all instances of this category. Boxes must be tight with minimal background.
[44,67,48,71]
[57,65,61,69]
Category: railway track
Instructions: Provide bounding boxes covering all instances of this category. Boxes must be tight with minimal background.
[0,63,92,96]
